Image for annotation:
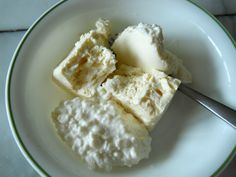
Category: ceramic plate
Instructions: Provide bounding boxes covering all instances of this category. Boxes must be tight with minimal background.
[5,0,236,176]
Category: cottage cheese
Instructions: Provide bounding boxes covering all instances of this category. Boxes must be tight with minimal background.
[52,95,151,171]
[103,65,181,130]
[53,19,116,97]
[112,23,192,83]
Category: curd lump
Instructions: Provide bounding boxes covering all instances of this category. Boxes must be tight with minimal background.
[52,95,151,171]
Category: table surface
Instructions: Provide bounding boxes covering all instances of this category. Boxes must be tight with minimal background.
[1,0,235,176]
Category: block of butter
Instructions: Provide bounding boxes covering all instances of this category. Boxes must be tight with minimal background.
[112,23,192,83]
[53,19,116,97]
[103,65,181,130]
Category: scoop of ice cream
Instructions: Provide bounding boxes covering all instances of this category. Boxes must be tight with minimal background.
[112,23,192,83]
[53,19,116,97]
[103,65,181,130]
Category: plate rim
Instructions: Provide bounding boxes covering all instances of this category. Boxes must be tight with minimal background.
[5,0,236,177]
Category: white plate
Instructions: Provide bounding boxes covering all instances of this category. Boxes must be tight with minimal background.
[5,0,236,177]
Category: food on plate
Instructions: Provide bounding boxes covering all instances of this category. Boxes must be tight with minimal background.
[52,19,191,171]
[52,95,151,171]
[112,23,192,83]
[103,65,181,130]
[53,19,116,97]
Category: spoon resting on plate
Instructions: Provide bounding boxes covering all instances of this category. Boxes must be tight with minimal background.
[179,84,236,129]
[110,24,236,129]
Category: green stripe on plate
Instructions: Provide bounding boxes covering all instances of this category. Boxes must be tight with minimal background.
[6,0,68,176]
[5,0,236,177]
[186,2,236,176]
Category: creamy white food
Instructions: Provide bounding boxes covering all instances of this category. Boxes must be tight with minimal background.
[112,23,192,83]
[52,95,151,171]
[103,65,181,130]
[52,19,192,171]
[53,19,116,97]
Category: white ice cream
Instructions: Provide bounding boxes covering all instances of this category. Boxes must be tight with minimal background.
[103,65,181,130]
[112,23,192,83]
[53,19,116,97]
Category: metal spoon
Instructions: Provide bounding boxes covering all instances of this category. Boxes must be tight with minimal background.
[178,84,236,129]
[110,35,236,129]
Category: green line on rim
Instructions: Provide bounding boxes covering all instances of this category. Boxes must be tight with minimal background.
[210,146,236,177]
[188,0,236,48]
[6,0,236,177]
[186,1,236,176]
[6,0,68,176]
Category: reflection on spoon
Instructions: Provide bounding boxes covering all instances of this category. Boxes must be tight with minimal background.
[179,84,236,129]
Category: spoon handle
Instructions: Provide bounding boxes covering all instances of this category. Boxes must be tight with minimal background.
[178,84,236,129]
